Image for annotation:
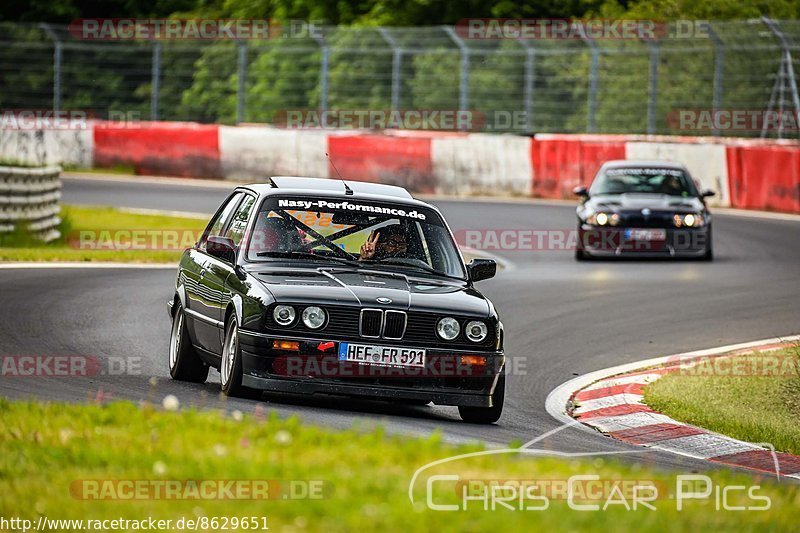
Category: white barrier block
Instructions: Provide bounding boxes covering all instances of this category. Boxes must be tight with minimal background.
[220,126,329,181]
[0,129,93,167]
[432,134,532,196]
[625,142,730,207]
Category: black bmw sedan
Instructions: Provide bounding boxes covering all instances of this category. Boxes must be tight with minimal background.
[167,177,505,423]
[574,160,715,260]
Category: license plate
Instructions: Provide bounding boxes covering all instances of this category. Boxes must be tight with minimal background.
[624,228,666,241]
[338,343,425,368]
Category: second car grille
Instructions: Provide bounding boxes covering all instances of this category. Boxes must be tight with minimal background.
[382,311,407,340]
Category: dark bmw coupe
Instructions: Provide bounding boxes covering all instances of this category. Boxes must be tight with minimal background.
[574,160,715,260]
[167,177,505,423]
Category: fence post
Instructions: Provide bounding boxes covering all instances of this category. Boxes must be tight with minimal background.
[646,39,660,135]
[378,28,403,112]
[40,24,62,114]
[150,42,162,121]
[581,34,599,133]
[761,17,800,139]
[519,39,536,133]
[704,23,725,137]
[313,35,330,112]
[236,41,248,124]
[443,26,470,114]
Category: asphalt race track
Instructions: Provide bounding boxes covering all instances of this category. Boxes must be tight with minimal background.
[2,175,799,475]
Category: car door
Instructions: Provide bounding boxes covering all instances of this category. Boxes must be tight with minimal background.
[211,193,258,344]
[184,192,243,354]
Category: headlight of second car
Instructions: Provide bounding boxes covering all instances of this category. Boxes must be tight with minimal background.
[302,306,327,329]
[465,321,488,343]
[436,317,461,341]
[273,305,296,326]
[673,213,705,227]
[586,212,620,226]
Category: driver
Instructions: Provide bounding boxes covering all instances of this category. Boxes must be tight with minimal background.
[359,224,408,260]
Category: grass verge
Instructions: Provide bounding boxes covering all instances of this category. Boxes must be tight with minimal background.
[645,347,800,455]
[1,398,798,531]
[0,205,206,263]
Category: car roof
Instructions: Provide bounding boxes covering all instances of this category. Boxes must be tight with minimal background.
[236,177,439,211]
[600,159,689,171]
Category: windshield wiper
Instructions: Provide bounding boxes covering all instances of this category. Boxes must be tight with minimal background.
[255,251,360,267]
[371,258,462,280]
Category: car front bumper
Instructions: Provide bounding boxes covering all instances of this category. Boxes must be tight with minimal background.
[238,330,505,407]
[577,225,710,258]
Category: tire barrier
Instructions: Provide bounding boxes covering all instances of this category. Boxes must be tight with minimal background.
[0,165,62,242]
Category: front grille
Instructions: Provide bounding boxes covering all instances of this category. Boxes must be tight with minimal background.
[621,211,673,228]
[383,311,407,340]
[264,303,496,351]
[360,309,383,338]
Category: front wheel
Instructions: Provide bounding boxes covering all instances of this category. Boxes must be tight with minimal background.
[459,369,505,424]
[169,303,209,383]
[220,317,259,399]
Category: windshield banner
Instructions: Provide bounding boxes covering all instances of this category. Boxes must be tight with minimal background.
[277,199,427,220]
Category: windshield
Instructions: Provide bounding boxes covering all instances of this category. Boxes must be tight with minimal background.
[244,196,466,279]
[591,167,698,197]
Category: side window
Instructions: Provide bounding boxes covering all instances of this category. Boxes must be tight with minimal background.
[200,193,243,249]
[224,194,256,247]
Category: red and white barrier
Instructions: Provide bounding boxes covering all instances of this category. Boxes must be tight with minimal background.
[6,120,800,214]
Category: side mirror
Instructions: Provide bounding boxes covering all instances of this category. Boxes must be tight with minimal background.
[701,189,716,198]
[467,258,497,282]
[207,235,236,264]
[573,186,589,198]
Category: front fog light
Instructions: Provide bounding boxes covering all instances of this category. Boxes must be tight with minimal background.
[273,305,296,326]
[465,321,488,342]
[302,306,327,329]
[436,317,460,341]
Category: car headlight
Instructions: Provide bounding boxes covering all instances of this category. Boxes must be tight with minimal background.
[465,321,488,343]
[302,306,327,329]
[273,305,296,326]
[673,213,704,227]
[436,317,460,341]
[586,212,620,226]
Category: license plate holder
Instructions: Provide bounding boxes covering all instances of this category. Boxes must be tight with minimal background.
[338,343,426,368]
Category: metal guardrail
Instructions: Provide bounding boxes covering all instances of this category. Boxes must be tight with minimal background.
[0,166,62,242]
[0,20,799,137]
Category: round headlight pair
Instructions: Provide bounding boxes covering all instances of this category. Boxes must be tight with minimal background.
[588,212,620,226]
[436,317,488,343]
[273,305,327,330]
[673,213,704,228]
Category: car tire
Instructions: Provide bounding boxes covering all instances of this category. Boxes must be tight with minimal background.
[169,303,209,383]
[458,369,505,424]
[575,248,589,261]
[220,316,260,399]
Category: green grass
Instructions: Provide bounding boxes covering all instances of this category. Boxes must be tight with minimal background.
[0,205,206,263]
[1,398,798,531]
[646,347,800,455]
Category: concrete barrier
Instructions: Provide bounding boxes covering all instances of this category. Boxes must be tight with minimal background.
[219,126,328,181]
[0,129,93,168]
[431,134,532,196]
[626,142,731,207]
